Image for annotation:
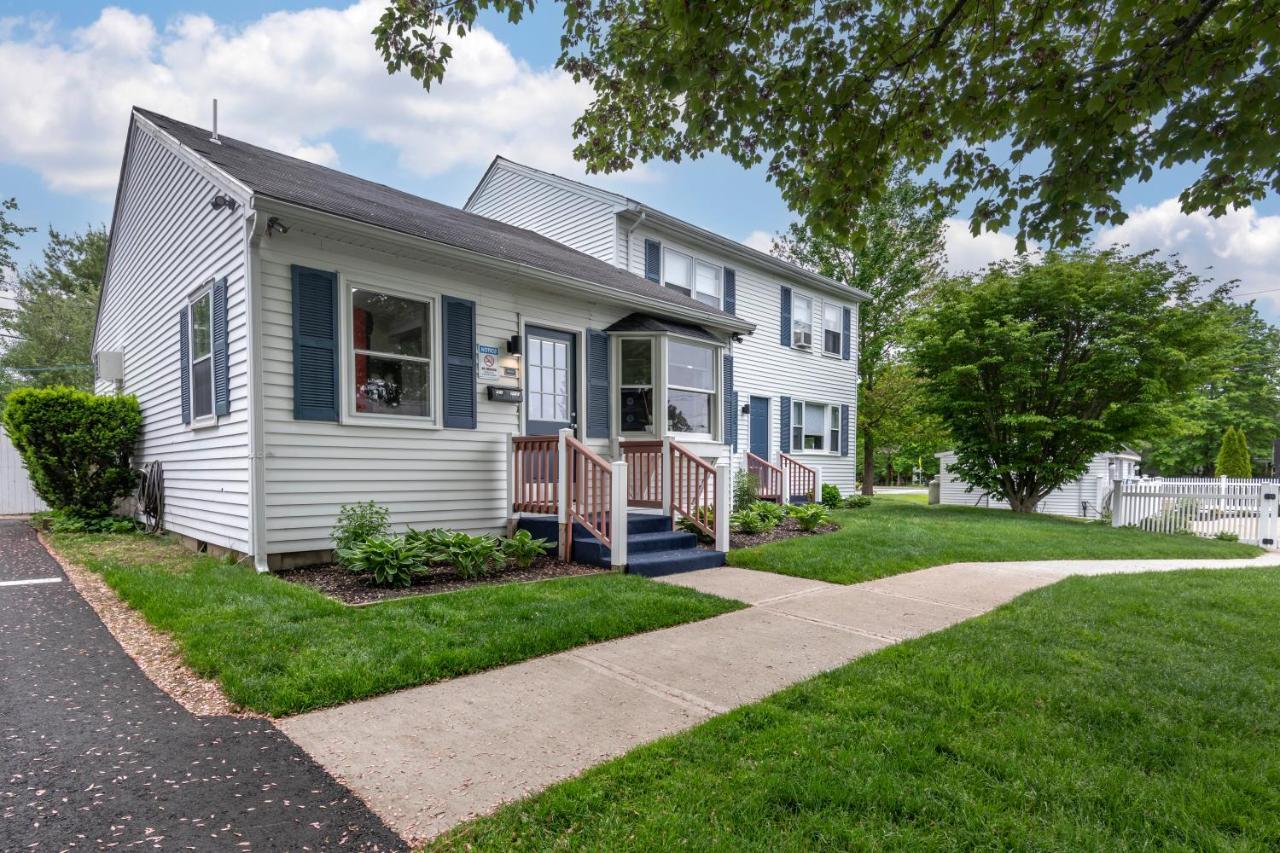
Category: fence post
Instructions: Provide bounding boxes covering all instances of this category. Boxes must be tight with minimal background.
[715,460,731,552]
[557,428,571,560]
[1111,479,1124,527]
[661,436,673,522]
[1262,485,1278,549]
[610,460,629,567]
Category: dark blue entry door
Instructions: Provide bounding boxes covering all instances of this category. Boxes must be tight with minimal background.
[749,396,770,459]
[525,326,577,436]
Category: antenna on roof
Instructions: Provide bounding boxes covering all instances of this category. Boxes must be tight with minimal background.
[209,98,220,145]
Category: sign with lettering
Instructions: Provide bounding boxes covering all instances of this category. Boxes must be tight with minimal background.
[478,344,500,382]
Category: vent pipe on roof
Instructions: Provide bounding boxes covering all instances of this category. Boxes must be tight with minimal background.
[210,98,220,144]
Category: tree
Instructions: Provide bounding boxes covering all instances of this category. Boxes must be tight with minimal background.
[375,1,1279,250]
[0,225,106,397]
[1215,426,1253,478]
[909,249,1220,512]
[863,362,950,485]
[0,197,34,282]
[773,172,946,494]
[1142,300,1280,476]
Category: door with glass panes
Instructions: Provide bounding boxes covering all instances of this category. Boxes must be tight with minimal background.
[524,326,577,435]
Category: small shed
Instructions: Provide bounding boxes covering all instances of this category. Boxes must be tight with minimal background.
[935,449,1140,519]
[0,431,46,515]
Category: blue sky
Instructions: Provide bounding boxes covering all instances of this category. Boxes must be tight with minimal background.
[3,0,1279,320]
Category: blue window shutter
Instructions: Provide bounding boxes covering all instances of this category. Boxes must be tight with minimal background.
[840,404,850,456]
[842,307,852,360]
[780,395,792,454]
[644,239,661,282]
[178,306,191,425]
[442,295,477,429]
[723,354,735,448]
[291,265,339,422]
[780,286,792,346]
[212,277,230,416]
[586,329,610,438]
[724,268,737,314]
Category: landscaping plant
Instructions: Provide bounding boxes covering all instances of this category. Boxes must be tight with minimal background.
[788,503,832,532]
[337,535,424,588]
[676,506,715,543]
[332,500,391,555]
[732,470,759,509]
[2,387,141,518]
[730,508,768,535]
[443,532,503,579]
[405,527,455,562]
[750,500,785,529]
[820,483,842,509]
[842,495,873,509]
[1215,426,1253,478]
[500,529,553,569]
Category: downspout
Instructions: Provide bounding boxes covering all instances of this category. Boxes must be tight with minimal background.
[623,209,648,270]
[242,209,269,573]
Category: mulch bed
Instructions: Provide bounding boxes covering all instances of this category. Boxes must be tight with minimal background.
[730,517,839,550]
[278,557,610,605]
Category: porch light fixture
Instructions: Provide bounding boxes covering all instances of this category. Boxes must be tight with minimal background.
[506,334,522,357]
[741,402,750,414]
[266,216,290,237]
[210,193,239,213]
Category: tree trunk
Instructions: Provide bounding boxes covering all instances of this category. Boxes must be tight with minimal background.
[861,430,875,496]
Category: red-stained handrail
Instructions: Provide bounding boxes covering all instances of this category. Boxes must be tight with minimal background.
[780,453,817,501]
[747,452,783,501]
[511,435,558,514]
[565,434,612,549]
[620,440,664,508]
[671,441,716,539]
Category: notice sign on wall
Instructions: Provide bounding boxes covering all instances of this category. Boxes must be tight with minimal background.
[478,344,500,382]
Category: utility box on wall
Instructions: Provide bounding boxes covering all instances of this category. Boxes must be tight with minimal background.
[95,351,124,382]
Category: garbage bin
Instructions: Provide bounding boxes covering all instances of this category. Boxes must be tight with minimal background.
[928,477,940,505]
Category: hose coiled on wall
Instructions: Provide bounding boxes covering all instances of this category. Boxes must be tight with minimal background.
[136,460,165,534]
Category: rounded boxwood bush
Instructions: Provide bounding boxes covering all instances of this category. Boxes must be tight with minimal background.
[2,386,142,518]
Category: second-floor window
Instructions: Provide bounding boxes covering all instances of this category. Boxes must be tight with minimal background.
[663,247,721,309]
[823,303,842,355]
[792,293,813,348]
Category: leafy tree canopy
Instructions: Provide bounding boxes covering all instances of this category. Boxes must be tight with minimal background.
[376,1,1280,249]
[773,171,947,493]
[909,249,1222,511]
[0,225,106,397]
[0,197,34,280]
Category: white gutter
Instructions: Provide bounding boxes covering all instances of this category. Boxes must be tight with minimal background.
[623,210,648,271]
[241,209,269,573]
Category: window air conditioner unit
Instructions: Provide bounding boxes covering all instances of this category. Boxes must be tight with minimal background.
[792,329,812,348]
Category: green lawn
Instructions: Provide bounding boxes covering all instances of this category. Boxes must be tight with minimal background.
[728,494,1261,584]
[50,532,742,717]
[434,567,1280,851]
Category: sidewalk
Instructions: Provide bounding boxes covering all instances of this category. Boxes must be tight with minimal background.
[279,552,1280,844]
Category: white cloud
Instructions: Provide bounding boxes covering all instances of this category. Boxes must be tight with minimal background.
[0,2,605,197]
[742,229,775,254]
[943,218,1040,276]
[1097,199,1280,315]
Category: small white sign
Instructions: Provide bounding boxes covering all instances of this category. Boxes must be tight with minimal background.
[478,344,500,382]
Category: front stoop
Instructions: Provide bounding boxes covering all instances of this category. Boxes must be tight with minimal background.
[515,512,726,577]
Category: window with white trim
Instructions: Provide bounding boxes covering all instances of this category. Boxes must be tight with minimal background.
[693,261,721,308]
[792,293,813,348]
[350,286,433,419]
[667,339,716,436]
[823,303,842,355]
[791,400,840,453]
[188,289,214,420]
[619,338,654,433]
[663,247,722,309]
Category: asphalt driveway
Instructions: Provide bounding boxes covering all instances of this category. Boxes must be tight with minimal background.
[0,520,404,851]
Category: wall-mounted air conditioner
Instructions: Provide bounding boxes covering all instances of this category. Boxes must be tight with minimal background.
[792,329,812,349]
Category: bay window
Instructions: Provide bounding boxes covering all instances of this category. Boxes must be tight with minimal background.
[792,400,840,453]
[823,302,842,355]
[351,287,433,419]
[667,339,716,436]
[619,338,654,433]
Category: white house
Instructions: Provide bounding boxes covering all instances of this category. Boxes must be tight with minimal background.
[92,108,866,575]
[936,449,1141,518]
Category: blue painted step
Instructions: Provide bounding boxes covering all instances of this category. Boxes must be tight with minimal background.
[515,512,725,575]
[626,547,726,577]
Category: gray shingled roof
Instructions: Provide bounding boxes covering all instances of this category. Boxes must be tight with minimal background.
[604,313,723,344]
[134,108,750,330]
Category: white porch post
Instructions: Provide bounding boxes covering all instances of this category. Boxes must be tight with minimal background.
[661,435,673,521]
[610,460,629,567]
[505,433,517,536]
[814,466,824,505]
[715,460,731,552]
[781,460,792,506]
[557,428,571,560]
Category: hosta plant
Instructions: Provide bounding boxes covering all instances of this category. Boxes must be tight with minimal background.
[337,535,424,588]
[501,529,553,569]
[788,503,833,532]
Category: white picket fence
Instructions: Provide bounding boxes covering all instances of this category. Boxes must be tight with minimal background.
[1111,477,1279,548]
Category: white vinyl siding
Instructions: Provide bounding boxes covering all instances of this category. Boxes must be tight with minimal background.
[937,451,1137,518]
[93,123,251,551]
[465,164,618,264]
[256,222,637,554]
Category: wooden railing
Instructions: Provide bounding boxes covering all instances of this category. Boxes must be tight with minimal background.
[671,441,717,540]
[620,440,663,508]
[747,452,783,501]
[511,435,558,514]
[781,453,817,502]
[565,434,613,550]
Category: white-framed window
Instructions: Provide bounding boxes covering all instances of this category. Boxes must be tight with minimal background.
[619,337,654,433]
[667,338,716,437]
[350,286,434,420]
[188,289,214,421]
[792,400,840,453]
[694,261,721,308]
[663,248,693,295]
[792,293,813,348]
[823,302,842,355]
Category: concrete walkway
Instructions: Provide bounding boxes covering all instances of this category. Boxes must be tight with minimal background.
[279,552,1280,844]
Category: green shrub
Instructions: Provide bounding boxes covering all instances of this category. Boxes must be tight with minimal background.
[332,501,390,555]
[501,529,553,568]
[443,532,503,578]
[733,470,759,509]
[337,535,424,587]
[730,508,768,535]
[750,500,786,529]
[1215,426,1253,478]
[842,495,872,509]
[677,506,715,543]
[820,483,841,508]
[789,503,832,532]
[405,527,454,562]
[1215,530,1240,542]
[2,387,141,518]
[33,508,140,534]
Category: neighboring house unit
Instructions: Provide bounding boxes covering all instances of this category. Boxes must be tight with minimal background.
[936,449,1141,519]
[93,108,865,573]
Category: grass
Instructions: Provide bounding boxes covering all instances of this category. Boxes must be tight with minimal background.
[434,567,1280,851]
[728,494,1261,584]
[49,532,743,717]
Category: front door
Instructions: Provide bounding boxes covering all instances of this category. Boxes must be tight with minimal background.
[749,396,770,459]
[525,326,577,436]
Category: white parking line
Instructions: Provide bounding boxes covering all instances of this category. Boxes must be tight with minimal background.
[0,577,62,587]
